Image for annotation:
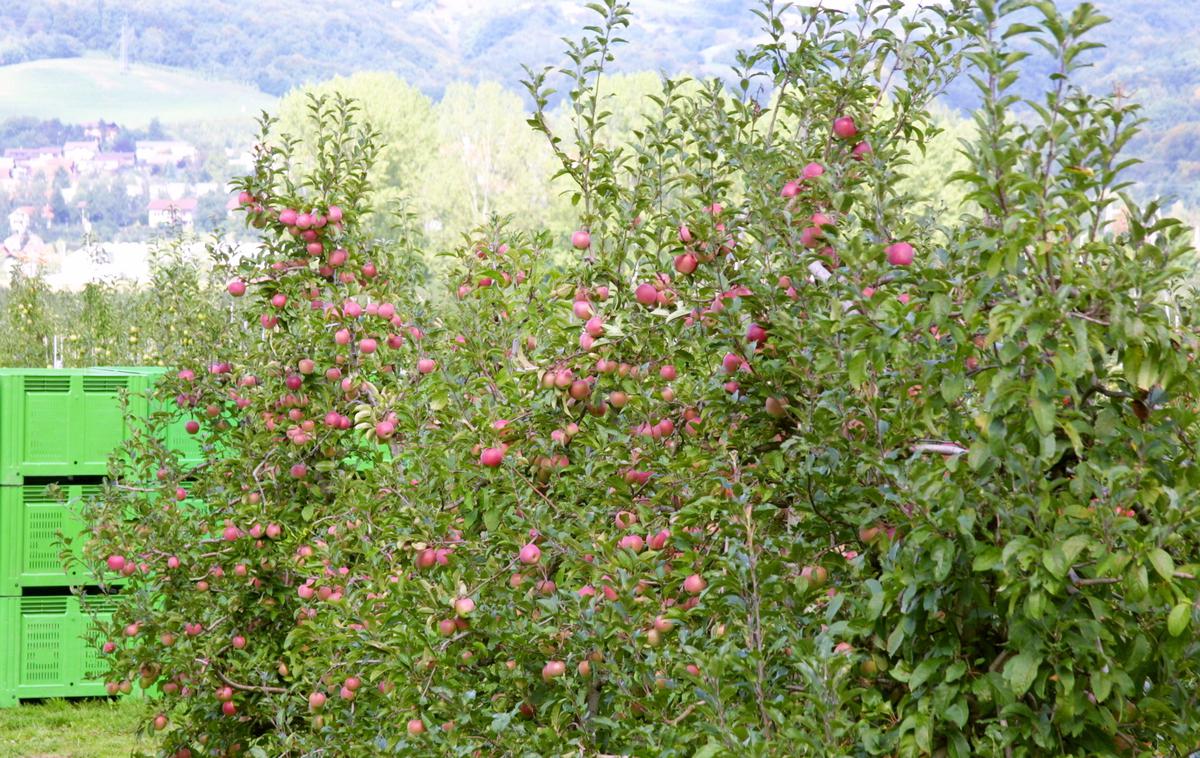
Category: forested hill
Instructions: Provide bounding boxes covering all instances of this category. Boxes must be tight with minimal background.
[0,0,758,97]
[2,0,1198,203]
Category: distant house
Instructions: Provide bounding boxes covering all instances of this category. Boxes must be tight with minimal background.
[27,157,74,181]
[62,140,100,164]
[8,206,34,232]
[147,197,198,228]
[80,151,136,175]
[135,140,197,167]
[82,120,120,142]
[4,147,62,162]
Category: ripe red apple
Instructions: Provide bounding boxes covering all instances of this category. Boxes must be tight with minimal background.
[571,230,591,250]
[765,396,789,418]
[407,718,425,735]
[417,358,436,374]
[852,141,872,160]
[802,162,825,180]
[359,337,378,354]
[542,660,566,681]
[231,635,246,650]
[683,574,706,594]
[227,280,246,297]
[519,543,542,564]
[618,534,645,552]
[184,420,200,435]
[746,323,767,344]
[673,253,697,274]
[107,555,126,572]
[635,283,658,307]
[780,180,800,198]
[885,241,914,266]
[453,597,475,616]
[832,116,858,140]
[480,447,504,467]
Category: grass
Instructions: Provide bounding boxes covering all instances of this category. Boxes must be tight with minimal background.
[0,54,276,127]
[0,699,153,758]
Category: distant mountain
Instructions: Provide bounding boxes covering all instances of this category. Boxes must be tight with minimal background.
[2,0,1197,203]
[0,0,757,98]
[938,0,1200,206]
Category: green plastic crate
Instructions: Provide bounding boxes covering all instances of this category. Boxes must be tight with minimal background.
[0,370,150,484]
[0,592,119,707]
[0,483,106,595]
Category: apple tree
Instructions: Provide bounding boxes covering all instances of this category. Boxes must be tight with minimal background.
[86,1,1200,756]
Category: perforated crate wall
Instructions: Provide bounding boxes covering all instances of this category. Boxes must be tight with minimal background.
[0,593,119,707]
[0,483,104,595]
[94,366,206,466]
[0,370,150,483]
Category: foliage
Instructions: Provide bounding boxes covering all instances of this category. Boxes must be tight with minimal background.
[83,1,1200,756]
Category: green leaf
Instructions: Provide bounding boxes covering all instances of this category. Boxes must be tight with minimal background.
[694,740,723,758]
[968,441,989,471]
[483,508,501,532]
[972,547,1002,572]
[1003,651,1041,697]
[848,351,868,387]
[1061,534,1090,566]
[1031,395,1055,436]
[887,624,905,656]
[1039,544,1067,577]
[944,661,967,683]
[910,659,941,690]
[1090,669,1112,703]
[944,698,968,728]
[1148,548,1176,583]
[1168,603,1191,637]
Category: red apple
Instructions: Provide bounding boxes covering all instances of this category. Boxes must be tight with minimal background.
[635,283,659,307]
[885,241,914,266]
[480,447,504,467]
[571,230,591,250]
[542,660,566,681]
[833,116,858,140]
[519,543,542,564]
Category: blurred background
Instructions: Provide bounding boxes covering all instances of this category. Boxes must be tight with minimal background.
[0,0,1195,362]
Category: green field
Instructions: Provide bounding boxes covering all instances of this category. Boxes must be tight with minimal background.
[0,699,151,758]
[0,55,276,127]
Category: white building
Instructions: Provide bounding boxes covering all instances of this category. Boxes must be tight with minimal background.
[62,140,100,163]
[135,140,197,167]
[147,197,198,228]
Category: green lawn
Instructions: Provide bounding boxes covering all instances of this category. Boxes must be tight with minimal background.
[0,699,153,758]
[0,55,275,127]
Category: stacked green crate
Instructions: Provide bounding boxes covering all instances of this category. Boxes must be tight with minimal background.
[0,593,120,707]
[0,368,151,706]
[0,483,103,595]
[0,369,147,483]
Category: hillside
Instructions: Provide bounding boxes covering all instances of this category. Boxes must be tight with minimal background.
[1,0,1198,203]
[0,0,758,98]
[0,56,274,127]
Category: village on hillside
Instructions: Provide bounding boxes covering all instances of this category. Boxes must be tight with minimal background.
[0,119,252,288]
